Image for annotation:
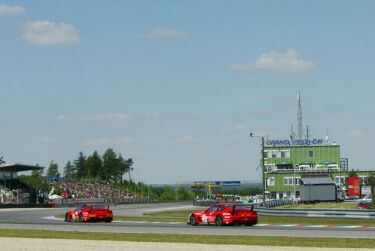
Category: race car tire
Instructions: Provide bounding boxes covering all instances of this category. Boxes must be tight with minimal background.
[215,215,223,226]
[65,214,71,222]
[104,218,113,223]
[79,214,84,222]
[245,220,257,226]
[189,215,197,225]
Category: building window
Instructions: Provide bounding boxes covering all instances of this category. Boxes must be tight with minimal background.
[283,177,289,185]
[335,176,347,186]
[265,164,276,172]
[280,150,290,158]
[283,177,300,186]
[268,177,275,186]
[295,177,300,186]
[308,151,314,157]
[359,176,367,185]
[272,151,277,158]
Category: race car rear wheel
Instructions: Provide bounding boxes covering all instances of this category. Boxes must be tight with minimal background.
[65,214,70,222]
[245,220,257,226]
[104,218,113,223]
[215,215,223,226]
[189,215,197,225]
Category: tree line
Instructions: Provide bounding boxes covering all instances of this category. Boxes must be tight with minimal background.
[45,148,133,183]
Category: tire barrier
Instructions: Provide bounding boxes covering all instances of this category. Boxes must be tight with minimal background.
[255,207,375,219]
[193,200,217,207]
[260,199,295,208]
[0,203,55,209]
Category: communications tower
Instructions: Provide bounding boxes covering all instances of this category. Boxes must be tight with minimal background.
[297,92,303,140]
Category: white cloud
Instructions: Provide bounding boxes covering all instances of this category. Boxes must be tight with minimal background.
[175,134,200,144]
[22,20,79,45]
[84,136,134,146]
[0,4,25,15]
[141,27,190,39]
[116,137,135,145]
[83,137,112,146]
[231,49,314,73]
[36,136,61,143]
[57,113,131,123]
[80,113,131,122]
[344,129,367,139]
[145,111,163,119]
[57,115,69,122]
[223,123,248,132]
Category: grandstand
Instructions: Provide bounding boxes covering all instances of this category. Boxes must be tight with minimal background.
[0,164,43,204]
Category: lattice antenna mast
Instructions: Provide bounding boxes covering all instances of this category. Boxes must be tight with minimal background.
[297,92,303,140]
[290,124,295,141]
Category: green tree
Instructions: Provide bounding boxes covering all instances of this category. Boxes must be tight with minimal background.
[126,158,134,181]
[63,161,75,180]
[18,174,48,191]
[159,186,175,201]
[176,187,195,200]
[0,156,5,165]
[74,152,87,180]
[101,148,119,182]
[46,161,60,177]
[86,151,102,179]
[365,172,375,196]
[118,155,133,182]
[348,169,359,177]
[31,164,44,177]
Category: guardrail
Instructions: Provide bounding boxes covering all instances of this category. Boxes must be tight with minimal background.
[255,207,375,219]
[193,199,295,207]
[260,199,295,208]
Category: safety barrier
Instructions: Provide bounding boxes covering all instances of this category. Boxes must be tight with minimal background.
[0,203,54,209]
[260,199,295,208]
[192,199,295,207]
[255,207,375,219]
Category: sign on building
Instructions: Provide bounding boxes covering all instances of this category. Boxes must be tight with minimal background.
[347,176,361,196]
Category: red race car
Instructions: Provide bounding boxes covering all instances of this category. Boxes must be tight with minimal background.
[188,203,258,226]
[65,204,113,222]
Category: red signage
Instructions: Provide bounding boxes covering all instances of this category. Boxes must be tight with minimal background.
[347,176,361,196]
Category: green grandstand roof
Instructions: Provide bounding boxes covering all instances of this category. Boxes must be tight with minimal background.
[0,164,43,172]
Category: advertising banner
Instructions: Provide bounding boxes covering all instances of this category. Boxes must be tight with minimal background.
[347,176,361,196]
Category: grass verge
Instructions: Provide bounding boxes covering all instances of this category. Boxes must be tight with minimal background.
[277,202,358,209]
[0,229,374,248]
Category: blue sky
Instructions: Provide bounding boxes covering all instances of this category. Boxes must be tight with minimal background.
[1,1,375,183]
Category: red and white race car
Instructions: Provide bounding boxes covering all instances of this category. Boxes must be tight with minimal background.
[188,203,258,226]
[65,204,113,222]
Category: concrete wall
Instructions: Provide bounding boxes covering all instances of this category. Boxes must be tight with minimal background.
[300,184,336,202]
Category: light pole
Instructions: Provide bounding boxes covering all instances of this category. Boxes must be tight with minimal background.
[250,133,266,203]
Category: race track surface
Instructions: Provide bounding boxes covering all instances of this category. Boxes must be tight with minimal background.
[0,202,374,239]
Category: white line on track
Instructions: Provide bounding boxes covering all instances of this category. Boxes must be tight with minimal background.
[143,206,195,212]
[42,216,64,221]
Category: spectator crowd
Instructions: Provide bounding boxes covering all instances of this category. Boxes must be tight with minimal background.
[48,181,132,201]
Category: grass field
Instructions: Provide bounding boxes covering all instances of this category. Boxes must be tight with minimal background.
[0,229,375,248]
[276,202,358,209]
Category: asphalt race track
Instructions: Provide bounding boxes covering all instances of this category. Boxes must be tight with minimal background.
[0,202,374,239]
